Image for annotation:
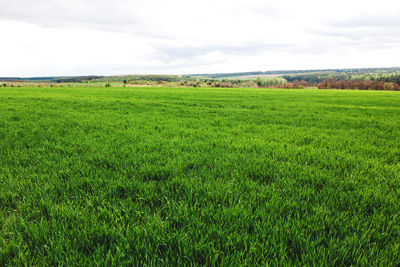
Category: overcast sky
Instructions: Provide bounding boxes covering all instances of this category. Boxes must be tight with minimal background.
[0,0,399,76]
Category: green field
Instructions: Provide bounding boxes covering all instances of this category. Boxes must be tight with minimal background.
[1,87,400,265]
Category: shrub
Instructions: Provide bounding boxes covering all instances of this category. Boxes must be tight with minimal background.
[318,79,400,91]
[220,82,233,88]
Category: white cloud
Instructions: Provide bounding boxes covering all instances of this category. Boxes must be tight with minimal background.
[0,0,399,76]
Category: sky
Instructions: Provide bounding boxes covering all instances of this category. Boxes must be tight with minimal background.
[0,0,399,76]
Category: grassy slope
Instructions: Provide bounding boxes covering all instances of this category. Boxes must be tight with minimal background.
[0,87,400,265]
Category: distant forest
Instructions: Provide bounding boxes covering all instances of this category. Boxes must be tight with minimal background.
[190,67,400,79]
[282,72,400,85]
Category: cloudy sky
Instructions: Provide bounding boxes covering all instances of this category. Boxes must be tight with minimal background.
[0,0,399,76]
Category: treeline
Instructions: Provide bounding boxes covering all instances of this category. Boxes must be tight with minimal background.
[94,75,184,83]
[277,80,312,89]
[200,70,333,79]
[53,76,103,83]
[180,79,256,88]
[0,76,104,83]
[193,67,400,79]
[370,73,400,84]
[127,75,181,82]
[255,77,287,87]
[283,72,400,85]
[282,73,347,84]
[183,78,309,88]
[318,79,400,91]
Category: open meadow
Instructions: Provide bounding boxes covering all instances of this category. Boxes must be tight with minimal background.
[1,86,400,265]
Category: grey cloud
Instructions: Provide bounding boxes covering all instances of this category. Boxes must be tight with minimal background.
[312,27,400,42]
[332,15,400,28]
[0,0,150,35]
[0,0,281,40]
[152,43,295,62]
[308,13,400,51]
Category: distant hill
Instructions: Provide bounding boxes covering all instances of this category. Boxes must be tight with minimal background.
[190,67,400,79]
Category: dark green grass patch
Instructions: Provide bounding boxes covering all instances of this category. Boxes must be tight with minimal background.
[1,87,400,265]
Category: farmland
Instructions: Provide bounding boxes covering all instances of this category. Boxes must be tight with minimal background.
[1,86,400,265]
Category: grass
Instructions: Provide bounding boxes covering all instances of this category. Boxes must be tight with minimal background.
[0,86,400,265]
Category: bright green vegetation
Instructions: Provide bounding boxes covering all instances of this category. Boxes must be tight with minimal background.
[1,87,400,265]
